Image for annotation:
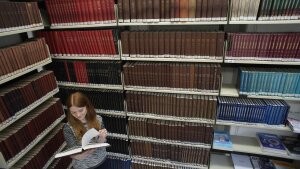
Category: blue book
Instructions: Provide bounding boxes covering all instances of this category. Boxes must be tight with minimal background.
[256,133,287,155]
[213,131,233,151]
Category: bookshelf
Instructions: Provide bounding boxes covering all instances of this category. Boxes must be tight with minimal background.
[42,142,67,169]
[17,0,299,168]
[0,1,73,168]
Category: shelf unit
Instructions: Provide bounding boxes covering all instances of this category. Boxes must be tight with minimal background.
[216,120,291,132]
[213,135,300,160]
[52,55,120,60]
[58,82,123,90]
[129,136,211,148]
[229,20,300,24]
[124,86,219,96]
[118,21,227,26]
[224,59,300,65]
[0,58,52,85]
[50,23,117,29]
[132,156,208,169]
[0,115,65,168]
[121,56,223,63]
[0,88,59,132]
[127,112,214,124]
[107,152,130,159]
[108,133,128,140]
[0,25,44,37]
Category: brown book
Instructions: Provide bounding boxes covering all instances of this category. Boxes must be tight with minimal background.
[121,32,130,57]
[165,0,170,21]
[188,0,196,21]
[118,0,124,22]
[190,32,197,57]
[170,0,175,21]
[158,32,164,55]
[212,0,221,20]
[180,0,189,20]
[148,32,153,56]
[160,0,165,21]
[174,0,180,20]
[216,32,224,60]
[129,32,137,57]
[175,32,182,56]
[146,0,153,20]
[201,0,208,19]
[142,0,147,21]
[221,0,228,20]
[152,32,159,56]
[185,32,192,56]
[169,32,176,57]
[139,32,145,56]
[181,32,186,56]
[144,32,150,56]
[130,0,137,22]
[196,0,202,19]
[123,0,130,22]
[209,32,217,59]
[164,32,170,57]
[153,0,160,21]
[135,0,142,21]
[206,0,213,20]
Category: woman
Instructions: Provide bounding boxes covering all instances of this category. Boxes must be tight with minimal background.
[63,92,108,169]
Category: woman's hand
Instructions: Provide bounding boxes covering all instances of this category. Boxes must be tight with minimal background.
[98,129,107,143]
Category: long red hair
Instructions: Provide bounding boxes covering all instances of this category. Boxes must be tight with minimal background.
[66,92,101,140]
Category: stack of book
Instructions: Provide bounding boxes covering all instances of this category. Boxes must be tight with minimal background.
[281,136,300,158]
[256,133,287,155]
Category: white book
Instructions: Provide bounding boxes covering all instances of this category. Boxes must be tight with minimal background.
[231,153,253,169]
[55,128,110,158]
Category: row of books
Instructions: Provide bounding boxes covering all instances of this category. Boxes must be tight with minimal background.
[118,0,228,22]
[123,63,221,92]
[231,153,297,169]
[230,0,260,21]
[0,98,64,161]
[37,30,118,57]
[227,33,300,61]
[127,92,217,119]
[101,157,131,169]
[0,38,49,78]
[129,117,213,144]
[107,138,129,155]
[13,127,64,169]
[0,2,42,32]
[131,140,210,165]
[121,31,224,59]
[0,71,57,123]
[58,87,124,111]
[44,0,116,25]
[239,67,300,97]
[103,115,127,135]
[48,61,122,85]
[217,97,289,125]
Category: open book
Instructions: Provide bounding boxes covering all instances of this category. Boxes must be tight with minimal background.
[55,128,110,158]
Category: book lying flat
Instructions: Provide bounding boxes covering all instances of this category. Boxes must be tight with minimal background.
[55,128,110,158]
[250,156,275,169]
[256,133,287,155]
